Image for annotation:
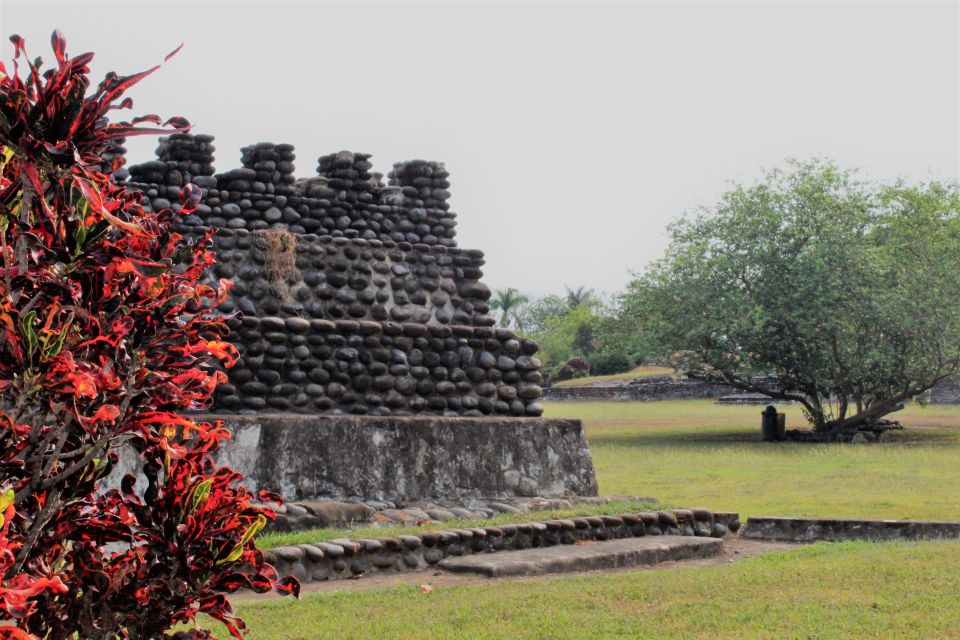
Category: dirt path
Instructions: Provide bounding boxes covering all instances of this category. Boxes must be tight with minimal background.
[234,536,797,603]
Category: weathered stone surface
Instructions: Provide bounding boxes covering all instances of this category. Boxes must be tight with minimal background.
[155,414,598,501]
[425,508,456,522]
[273,546,305,562]
[258,505,736,584]
[742,517,960,542]
[295,501,374,526]
[929,378,960,404]
[439,536,722,577]
[315,542,345,558]
[543,377,734,402]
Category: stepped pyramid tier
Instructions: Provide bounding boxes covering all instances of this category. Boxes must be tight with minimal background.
[123,136,545,417]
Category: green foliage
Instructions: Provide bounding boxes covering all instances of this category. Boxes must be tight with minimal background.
[625,160,960,432]
[513,285,643,381]
[589,292,654,374]
[531,304,598,379]
[488,287,529,328]
[588,350,634,376]
[513,294,568,335]
[563,285,602,310]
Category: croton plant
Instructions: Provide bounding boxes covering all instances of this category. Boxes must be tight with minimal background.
[0,31,298,639]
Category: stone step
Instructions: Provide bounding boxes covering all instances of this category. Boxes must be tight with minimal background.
[438,535,723,578]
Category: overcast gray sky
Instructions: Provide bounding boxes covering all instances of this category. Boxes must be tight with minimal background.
[2,1,958,298]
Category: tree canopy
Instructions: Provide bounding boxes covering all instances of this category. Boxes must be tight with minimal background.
[489,287,529,328]
[625,160,960,433]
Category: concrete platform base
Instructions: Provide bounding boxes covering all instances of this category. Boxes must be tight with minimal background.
[438,535,723,577]
[110,413,598,501]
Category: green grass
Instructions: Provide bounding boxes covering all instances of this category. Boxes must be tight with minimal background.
[550,365,675,388]
[544,400,960,520]
[232,399,960,638]
[258,500,659,549]
[226,540,960,639]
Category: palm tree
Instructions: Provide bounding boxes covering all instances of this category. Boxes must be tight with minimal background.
[564,285,600,309]
[489,288,529,328]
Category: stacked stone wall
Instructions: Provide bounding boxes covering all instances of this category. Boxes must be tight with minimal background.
[216,317,543,416]
[930,379,960,405]
[121,133,544,416]
[130,145,457,248]
[207,230,493,326]
[387,159,452,211]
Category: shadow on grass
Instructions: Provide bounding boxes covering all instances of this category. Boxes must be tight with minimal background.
[590,427,960,449]
[591,431,762,449]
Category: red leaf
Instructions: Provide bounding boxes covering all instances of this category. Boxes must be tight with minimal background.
[274,576,301,599]
[50,29,66,66]
[75,177,147,237]
[164,43,184,62]
[0,627,38,640]
[163,116,191,131]
[67,372,98,398]
[90,405,121,423]
[9,34,25,56]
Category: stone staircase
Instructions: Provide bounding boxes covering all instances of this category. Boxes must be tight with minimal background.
[264,507,740,583]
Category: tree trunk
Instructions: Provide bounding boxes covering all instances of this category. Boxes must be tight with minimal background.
[812,416,831,433]
[828,401,906,434]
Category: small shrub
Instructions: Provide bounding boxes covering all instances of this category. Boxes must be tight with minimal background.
[0,31,297,639]
[590,352,634,376]
[556,357,591,381]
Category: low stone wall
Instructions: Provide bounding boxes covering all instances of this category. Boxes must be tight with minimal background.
[548,376,960,406]
[268,495,656,533]
[544,377,734,402]
[930,379,960,405]
[742,516,960,542]
[113,414,598,502]
[216,318,544,416]
[264,508,740,583]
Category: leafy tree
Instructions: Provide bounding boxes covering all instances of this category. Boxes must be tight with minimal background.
[515,287,635,380]
[588,289,657,375]
[488,287,529,328]
[563,285,601,310]
[513,294,567,335]
[530,304,599,380]
[0,32,296,639]
[513,286,601,335]
[627,160,960,434]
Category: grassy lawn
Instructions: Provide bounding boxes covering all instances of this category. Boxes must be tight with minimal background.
[232,399,960,638]
[227,540,960,639]
[550,365,675,388]
[544,400,960,521]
